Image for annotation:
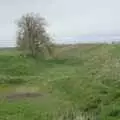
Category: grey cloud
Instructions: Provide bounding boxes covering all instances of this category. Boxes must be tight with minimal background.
[0,0,120,46]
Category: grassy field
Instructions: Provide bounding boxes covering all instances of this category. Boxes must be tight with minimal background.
[0,44,120,120]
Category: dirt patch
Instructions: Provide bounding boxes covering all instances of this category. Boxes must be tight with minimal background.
[0,86,47,100]
[3,92,44,100]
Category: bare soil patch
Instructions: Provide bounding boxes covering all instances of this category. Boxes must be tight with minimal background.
[0,92,45,101]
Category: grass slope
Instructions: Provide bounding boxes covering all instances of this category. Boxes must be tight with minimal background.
[0,44,120,120]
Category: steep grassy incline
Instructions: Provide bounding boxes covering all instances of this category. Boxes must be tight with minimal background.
[50,44,120,119]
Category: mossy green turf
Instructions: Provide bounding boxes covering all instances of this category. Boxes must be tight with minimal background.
[0,44,120,119]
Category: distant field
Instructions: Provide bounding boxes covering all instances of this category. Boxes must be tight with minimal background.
[0,43,120,120]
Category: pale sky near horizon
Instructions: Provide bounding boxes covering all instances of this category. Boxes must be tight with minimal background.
[0,0,120,46]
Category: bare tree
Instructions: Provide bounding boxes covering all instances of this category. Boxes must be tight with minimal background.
[16,13,54,58]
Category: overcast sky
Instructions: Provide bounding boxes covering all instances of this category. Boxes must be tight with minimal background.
[0,0,120,46]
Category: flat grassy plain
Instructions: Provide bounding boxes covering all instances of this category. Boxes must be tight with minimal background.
[0,44,120,120]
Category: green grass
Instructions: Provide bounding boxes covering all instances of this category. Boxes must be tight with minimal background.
[0,44,120,119]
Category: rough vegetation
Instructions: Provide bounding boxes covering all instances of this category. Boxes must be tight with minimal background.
[0,44,120,120]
